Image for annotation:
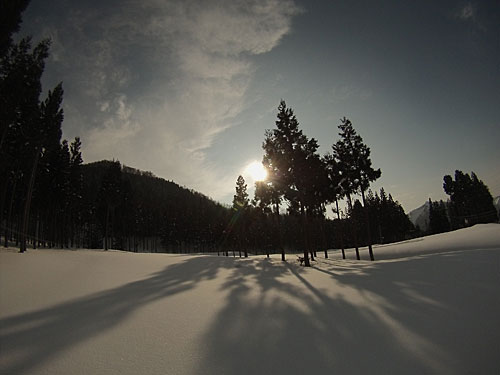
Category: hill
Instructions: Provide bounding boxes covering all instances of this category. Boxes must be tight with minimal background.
[80,160,230,251]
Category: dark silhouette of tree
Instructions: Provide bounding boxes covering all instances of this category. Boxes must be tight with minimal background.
[20,81,64,252]
[68,137,84,247]
[428,199,450,235]
[0,0,72,253]
[443,170,498,228]
[1,38,50,250]
[331,117,380,261]
[324,153,346,258]
[261,100,323,266]
[99,161,122,250]
[361,188,414,243]
[232,175,249,257]
[331,118,360,259]
[233,175,249,210]
[0,0,31,57]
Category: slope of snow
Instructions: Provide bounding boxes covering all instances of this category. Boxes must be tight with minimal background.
[342,223,500,260]
[1,224,499,375]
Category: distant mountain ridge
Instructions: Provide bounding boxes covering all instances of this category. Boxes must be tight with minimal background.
[408,201,430,232]
[494,196,500,216]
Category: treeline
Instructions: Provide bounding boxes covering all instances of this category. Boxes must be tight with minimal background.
[2,153,414,255]
[428,170,498,235]
[230,100,415,264]
[0,1,81,252]
[1,1,418,259]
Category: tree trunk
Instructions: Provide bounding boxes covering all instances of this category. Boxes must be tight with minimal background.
[20,148,41,253]
[34,212,39,249]
[275,202,285,261]
[361,189,375,261]
[104,205,110,250]
[347,194,360,260]
[335,198,346,259]
[300,203,311,267]
[4,178,17,248]
[0,179,7,247]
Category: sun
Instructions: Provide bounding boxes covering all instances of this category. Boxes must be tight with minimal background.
[244,161,267,181]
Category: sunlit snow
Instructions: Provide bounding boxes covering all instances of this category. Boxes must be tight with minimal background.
[1,224,499,375]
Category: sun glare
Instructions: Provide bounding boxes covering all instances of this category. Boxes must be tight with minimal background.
[244,161,267,181]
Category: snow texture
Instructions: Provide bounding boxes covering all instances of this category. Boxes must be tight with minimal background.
[1,224,499,374]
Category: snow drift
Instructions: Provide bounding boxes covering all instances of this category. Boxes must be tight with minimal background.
[1,224,499,375]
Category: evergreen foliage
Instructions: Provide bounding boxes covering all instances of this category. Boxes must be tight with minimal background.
[260,100,328,265]
[0,0,423,256]
[330,117,381,260]
[428,199,450,235]
[233,175,249,210]
[0,0,31,57]
[443,170,498,228]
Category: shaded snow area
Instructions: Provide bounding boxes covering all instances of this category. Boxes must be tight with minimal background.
[1,224,499,375]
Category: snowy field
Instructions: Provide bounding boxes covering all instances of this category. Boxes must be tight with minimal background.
[1,224,499,375]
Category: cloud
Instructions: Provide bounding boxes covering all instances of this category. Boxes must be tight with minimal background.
[457,3,476,21]
[330,84,372,102]
[454,2,485,31]
[32,0,300,201]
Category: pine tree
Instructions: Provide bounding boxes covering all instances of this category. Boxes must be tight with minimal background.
[0,0,31,57]
[261,100,324,266]
[443,170,497,228]
[428,199,450,234]
[20,80,64,252]
[324,154,346,258]
[233,175,249,210]
[232,175,249,257]
[68,137,83,246]
[99,161,122,250]
[332,117,381,260]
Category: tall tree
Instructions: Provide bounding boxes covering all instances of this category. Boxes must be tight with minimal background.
[233,175,249,210]
[99,161,122,250]
[261,100,323,266]
[428,199,450,235]
[332,117,381,261]
[20,81,64,252]
[68,137,84,246]
[232,175,249,257]
[324,153,346,258]
[0,0,31,57]
[1,38,50,249]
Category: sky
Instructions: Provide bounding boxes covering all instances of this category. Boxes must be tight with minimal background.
[19,0,500,213]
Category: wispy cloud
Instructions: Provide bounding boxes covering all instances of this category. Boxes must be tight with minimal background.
[330,84,372,102]
[32,0,300,200]
[457,3,476,21]
[454,2,485,31]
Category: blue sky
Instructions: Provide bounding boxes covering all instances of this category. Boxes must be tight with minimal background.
[21,0,500,212]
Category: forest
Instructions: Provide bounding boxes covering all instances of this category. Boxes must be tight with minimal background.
[1,0,497,263]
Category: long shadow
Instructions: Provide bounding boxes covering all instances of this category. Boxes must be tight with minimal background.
[313,248,500,374]
[196,261,422,374]
[2,249,498,374]
[0,255,235,374]
[194,249,500,374]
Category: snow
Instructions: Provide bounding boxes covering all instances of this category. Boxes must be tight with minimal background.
[1,224,500,375]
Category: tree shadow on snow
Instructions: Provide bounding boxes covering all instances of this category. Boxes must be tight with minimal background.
[195,249,500,375]
[0,255,236,374]
[1,249,498,374]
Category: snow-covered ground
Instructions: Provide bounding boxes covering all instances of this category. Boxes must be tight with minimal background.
[1,224,499,375]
